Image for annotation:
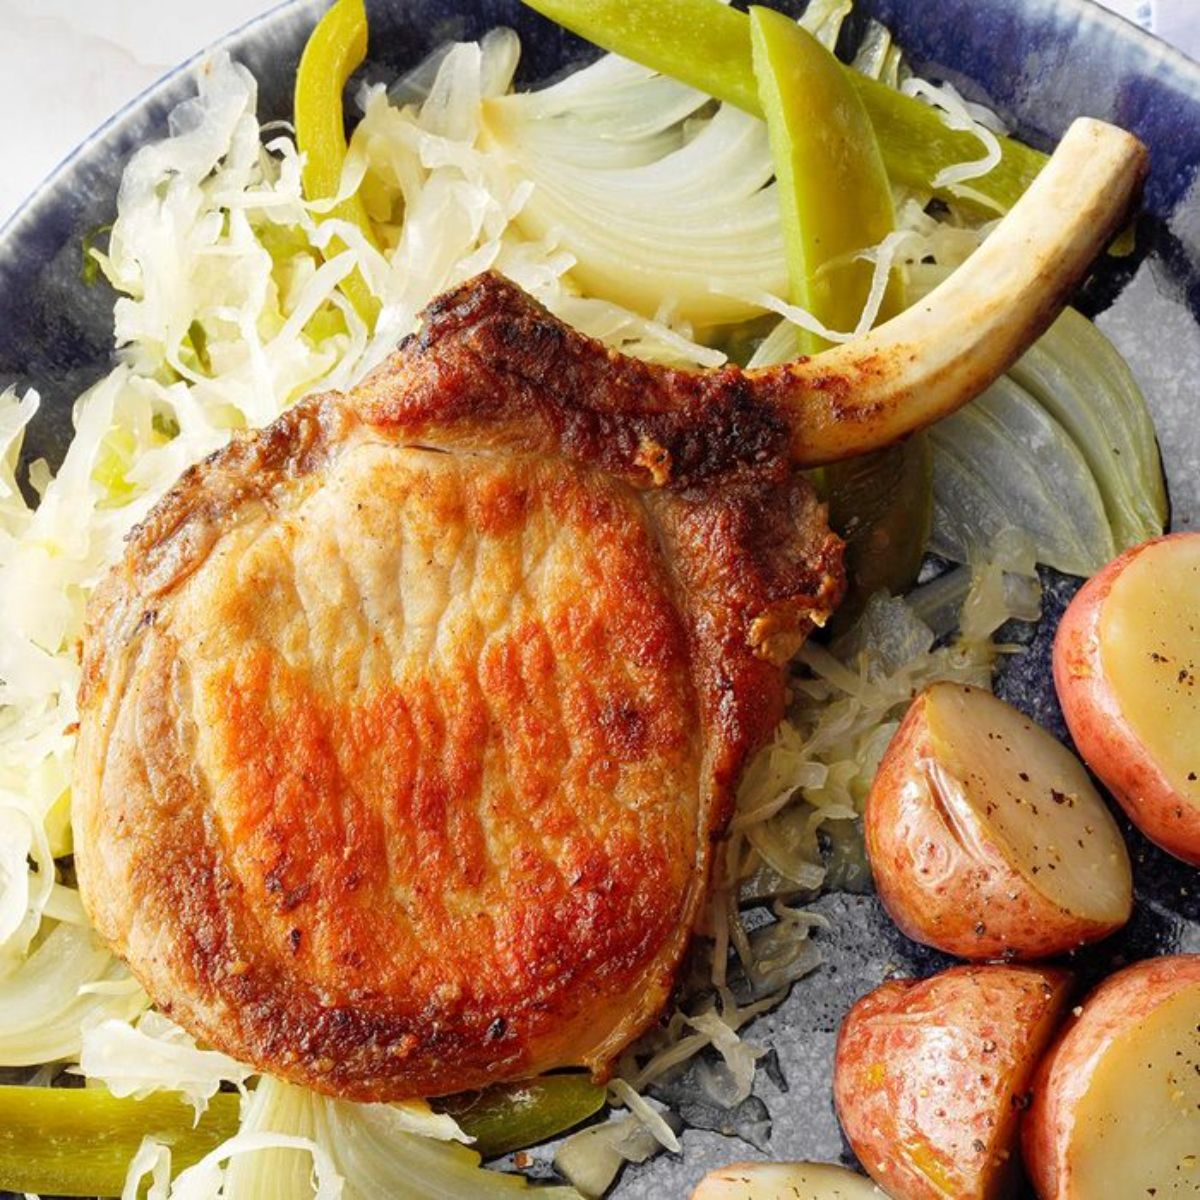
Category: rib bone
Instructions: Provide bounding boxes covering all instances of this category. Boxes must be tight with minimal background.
[755,117,1149,464]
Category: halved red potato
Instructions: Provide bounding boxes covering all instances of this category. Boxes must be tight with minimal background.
[835,964,1072,1200]
[1022,954,1200,1199]
[1054,532,1200,865]
[692,1161,886,1199]
[865,682,1132,959]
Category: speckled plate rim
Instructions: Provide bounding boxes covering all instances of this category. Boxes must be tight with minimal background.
[2,0,1198,253]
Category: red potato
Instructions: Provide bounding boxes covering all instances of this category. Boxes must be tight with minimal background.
[1022,954,1200,1199]
[1054,532,1200,865]
[834,964,1072,1200]
[866,682,1132,959]
[692,1161,887,1199]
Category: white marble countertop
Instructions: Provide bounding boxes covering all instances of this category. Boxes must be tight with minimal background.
[0,0,1196,230]
[0,0,275,226]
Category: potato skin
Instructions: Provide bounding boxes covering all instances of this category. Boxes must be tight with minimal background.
[1054,533,1200,866]
[1021,954,1200,1200]
[835,965,1071,1200]
[865,690,1125,959]
[691,1161,886,1199]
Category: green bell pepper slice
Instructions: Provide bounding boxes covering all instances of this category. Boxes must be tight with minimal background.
[295,0,381,328]
[748,7,929,592]
[519,0,1047,214]
[826,433,934,626]
[0,1086,241,1197]
[0,1075,605,1195]
[437,1075,606,1159]
[749,6,900,352]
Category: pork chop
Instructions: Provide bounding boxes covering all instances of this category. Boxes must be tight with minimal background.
[72,119,1146,1100]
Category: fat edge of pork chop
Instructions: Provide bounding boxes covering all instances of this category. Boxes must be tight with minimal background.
[72,273,845,1100]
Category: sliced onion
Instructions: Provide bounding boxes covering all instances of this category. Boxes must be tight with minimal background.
[928,374,1116,575]
[1008,307,1167,551]
[482,71,786,325]
[745,922,823,999]
[218,1075,569,1200]
[0,805,50,961]
[745,806,826,892]
[852,20,900,85]
[799,0,855,49]
[0,923,148,1066]
[555,1113,667,1198]
[176,1131,342,1200]
[905,266,1164,571]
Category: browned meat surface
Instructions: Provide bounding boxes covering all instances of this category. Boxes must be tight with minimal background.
[71,119,1146,1100]
[72,275,843,1099]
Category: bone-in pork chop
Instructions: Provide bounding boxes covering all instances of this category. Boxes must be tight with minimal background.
[72,119,1146,1100]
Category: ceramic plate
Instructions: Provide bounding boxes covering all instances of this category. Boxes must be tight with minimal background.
[1,2,1197,1195]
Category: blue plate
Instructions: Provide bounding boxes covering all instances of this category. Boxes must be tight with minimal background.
[1,3,1197,1196]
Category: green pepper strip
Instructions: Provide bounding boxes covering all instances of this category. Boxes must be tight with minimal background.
[826,434,934,625]
[749,7,901,353]
[80,223,113,288]
[748,7,930,600]
[0,1076,604,1196]
[295,0,382,329]
[436,1075,606,1159]
[0,1086,241,1197]
[519,0,1046,215]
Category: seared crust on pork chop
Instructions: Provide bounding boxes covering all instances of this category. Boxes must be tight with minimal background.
[73,274,843,1099]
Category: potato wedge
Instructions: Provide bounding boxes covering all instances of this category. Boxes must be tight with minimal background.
[835,964,1071,1200]
[692,1161,887,1199]
[865,682,1132,959]
[1054,532,1200,864]
[1022,954,1200,1199]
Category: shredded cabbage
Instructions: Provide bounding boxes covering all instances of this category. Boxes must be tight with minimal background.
[622,987,785,1099]
[605,1079,680,1155]
[214,1076,579,1200]
[711,535,1042,991]
[899,77,1003,194]
[122,1137,174,1200]
[78,1011,254,1120]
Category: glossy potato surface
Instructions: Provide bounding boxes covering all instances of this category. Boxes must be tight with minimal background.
[1023,954,1200,1199]
[1054,532,1200,864]
[691,1161,887,1199]
[866,683,1131,959]
[835,964,1071,1200]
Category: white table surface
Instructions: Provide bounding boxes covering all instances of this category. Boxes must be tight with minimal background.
[0,0,275,226]
[0,0,1196,231]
